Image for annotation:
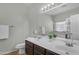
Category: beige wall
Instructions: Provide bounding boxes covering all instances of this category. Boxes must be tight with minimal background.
[0,4,29,51]
[0,3,54,51]
[28,4,53,35]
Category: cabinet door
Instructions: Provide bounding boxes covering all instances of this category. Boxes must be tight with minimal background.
[46,50,59,55]
[34,44,45,55]
[25,40,34,55]
[26,45,33,55]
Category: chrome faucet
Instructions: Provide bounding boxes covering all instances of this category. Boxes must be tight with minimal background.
[65,33,73,47]
[66,41,73,47]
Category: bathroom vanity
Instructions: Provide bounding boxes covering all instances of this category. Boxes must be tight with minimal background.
[25,36,79,55]
[25,40,59,55]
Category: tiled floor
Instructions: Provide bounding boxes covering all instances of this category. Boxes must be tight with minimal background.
[0,49,26,55]
[5,50,19,55]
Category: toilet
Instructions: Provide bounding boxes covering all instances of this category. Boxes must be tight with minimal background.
[15,43,25,54]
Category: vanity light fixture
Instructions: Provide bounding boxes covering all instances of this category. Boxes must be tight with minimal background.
[41,3,54,12]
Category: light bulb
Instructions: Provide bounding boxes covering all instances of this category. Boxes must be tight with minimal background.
[51,3,54,5]
[47,4,50,7]
[47,4,51,9]
[44,6,47,9]
[41,8,44,10]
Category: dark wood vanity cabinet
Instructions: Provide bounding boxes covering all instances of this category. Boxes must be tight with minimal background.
[25,40,59,55]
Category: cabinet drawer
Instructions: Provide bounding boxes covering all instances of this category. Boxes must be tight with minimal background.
[34,44,45,54]
[25,40,33,48]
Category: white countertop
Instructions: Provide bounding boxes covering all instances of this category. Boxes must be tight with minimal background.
[25,36,79,55]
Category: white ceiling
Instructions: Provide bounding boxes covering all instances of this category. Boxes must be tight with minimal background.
[0,3,47,17]
[0,3,48,24]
